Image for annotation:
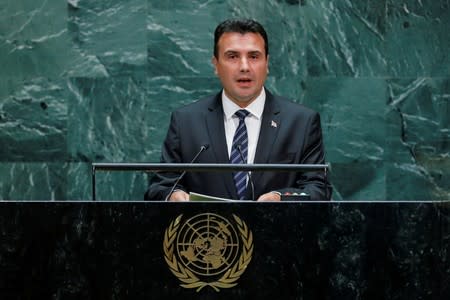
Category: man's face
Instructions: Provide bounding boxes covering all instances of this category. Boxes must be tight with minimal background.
[212,32,269,107]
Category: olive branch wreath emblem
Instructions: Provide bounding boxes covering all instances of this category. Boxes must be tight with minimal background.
[163,214,253,292]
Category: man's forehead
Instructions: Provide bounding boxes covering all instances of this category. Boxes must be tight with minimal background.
[223,49,263,54]
[218,32,264,42]
[218,32,265,53]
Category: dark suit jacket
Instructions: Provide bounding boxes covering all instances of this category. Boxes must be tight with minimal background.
[145,89,331,200]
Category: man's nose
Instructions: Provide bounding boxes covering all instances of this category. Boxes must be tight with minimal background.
[239,57,250,72]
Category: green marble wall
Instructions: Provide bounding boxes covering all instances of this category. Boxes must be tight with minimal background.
[0,0,449,200]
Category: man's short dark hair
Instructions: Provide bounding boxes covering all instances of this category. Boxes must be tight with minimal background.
[214,19,269,58]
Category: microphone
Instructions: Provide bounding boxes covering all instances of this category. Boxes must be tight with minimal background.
[236,144,255,201]
[164,144,209,201]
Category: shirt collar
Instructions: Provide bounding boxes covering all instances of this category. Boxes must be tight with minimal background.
[222,87,266,121]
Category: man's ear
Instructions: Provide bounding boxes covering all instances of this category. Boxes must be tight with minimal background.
[266,54,270,74]
[211,56,218,75]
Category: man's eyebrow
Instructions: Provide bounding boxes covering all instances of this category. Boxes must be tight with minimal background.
[224,50,239,55]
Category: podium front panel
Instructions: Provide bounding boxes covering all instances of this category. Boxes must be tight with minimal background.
[0,201,448,300]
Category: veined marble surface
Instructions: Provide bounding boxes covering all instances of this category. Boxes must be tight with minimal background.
[0,0,449,200]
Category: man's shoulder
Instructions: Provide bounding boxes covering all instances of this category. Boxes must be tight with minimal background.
[174,93,220,114]
[270,93,317,116]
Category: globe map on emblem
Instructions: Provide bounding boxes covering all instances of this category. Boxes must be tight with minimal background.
[176,213,240,276]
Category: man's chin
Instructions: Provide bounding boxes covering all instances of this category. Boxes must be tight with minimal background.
[234,96,258,106]
[225,89,260,106]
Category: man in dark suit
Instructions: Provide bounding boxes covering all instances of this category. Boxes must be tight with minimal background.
[146,19,331,201]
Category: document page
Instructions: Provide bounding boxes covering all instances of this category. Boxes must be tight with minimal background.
[189,192,238,202]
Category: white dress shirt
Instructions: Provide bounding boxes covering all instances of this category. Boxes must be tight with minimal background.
[222,88,266,164]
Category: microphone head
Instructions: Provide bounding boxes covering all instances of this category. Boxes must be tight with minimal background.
[201,144,210,150]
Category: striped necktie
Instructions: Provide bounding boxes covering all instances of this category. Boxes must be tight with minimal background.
[230,109,250,200]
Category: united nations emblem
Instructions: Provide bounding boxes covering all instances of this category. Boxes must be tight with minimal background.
[163,213,253,292]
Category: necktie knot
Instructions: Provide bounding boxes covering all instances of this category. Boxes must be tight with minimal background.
[234,109,250,121]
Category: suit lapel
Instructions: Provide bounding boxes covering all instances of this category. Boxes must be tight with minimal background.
[252,91,281,184]
[205,93,238,198]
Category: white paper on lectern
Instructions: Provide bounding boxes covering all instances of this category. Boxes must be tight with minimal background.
[189,192,239,202]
